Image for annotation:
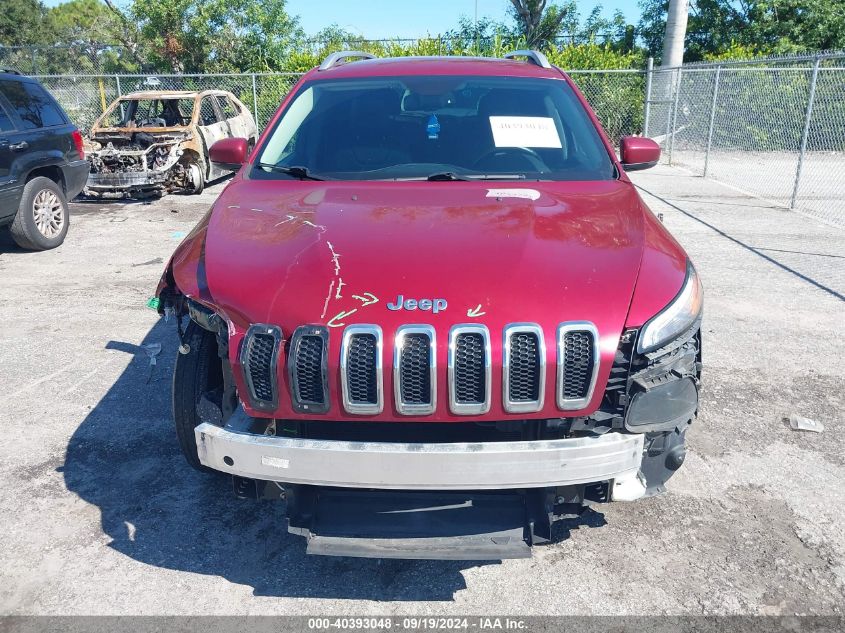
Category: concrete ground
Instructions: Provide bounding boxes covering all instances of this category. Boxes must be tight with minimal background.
[1,165,843,615]
[670,149,845,230]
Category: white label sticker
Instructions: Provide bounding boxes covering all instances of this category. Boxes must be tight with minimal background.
[489,116,562,148]
[486,188,541,201]
[262,455,290,469]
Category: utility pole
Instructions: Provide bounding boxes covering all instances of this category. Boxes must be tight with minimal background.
[661,0,689,68]
[474,0,479,52]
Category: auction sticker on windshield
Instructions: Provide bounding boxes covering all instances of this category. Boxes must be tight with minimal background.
[489,116,562,148]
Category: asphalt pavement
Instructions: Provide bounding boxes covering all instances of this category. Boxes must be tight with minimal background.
[1,166,843,615]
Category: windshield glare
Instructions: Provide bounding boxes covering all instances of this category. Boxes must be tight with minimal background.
[254,75,615,181]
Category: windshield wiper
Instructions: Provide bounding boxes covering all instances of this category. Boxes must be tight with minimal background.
[421,172,528,181]
[256,163,325,181]
[425,171,469,181]
[464,174,528,181]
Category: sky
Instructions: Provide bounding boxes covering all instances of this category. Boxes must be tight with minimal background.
[287,0,642,39]
[42,0,643,39]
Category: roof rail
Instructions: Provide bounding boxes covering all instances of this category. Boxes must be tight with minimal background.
[319,51,377,71]
[0,68,23,76]
[503,50,552,69]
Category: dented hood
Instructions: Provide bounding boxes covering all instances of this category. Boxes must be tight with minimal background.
[173,178,646,332]
[165,176,681,420]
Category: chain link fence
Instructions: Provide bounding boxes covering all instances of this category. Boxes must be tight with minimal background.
[645,51,845,228]
[31,70,647,145]
[24,50,845,229]
[569,70,645,143]
[34,73,304,134]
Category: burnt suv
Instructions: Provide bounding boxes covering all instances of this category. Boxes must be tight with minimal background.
[0,70,87,250]
[155,51,703,559]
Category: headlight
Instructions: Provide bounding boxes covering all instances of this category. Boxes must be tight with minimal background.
[637,262,703,353]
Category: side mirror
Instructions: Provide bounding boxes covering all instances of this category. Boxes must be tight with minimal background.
[209,138,248,170]
[620,136,661,171]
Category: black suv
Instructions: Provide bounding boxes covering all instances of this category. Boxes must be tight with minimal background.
[0,70,88,250]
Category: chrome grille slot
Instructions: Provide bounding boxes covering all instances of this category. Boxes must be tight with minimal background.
[347,336,377,402]
[394,325,436,415]
[556,322,600,411]
[503,324,545,413]
[562,334,592,398]
[288,326,329,414]
[400,336,430,402]
[239,324,282,411]
[455,335,485,401]
[341,325,383,415]
[448,325,491,415]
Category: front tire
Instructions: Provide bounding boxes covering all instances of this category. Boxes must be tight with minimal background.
[173,321,221,471]
[10,177,70,251]
[187,162,204,195]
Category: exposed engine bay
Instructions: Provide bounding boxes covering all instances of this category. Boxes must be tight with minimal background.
[85,131,201,198]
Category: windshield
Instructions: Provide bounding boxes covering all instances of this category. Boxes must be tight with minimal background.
[253,75,615,181]
[102,98,195,128]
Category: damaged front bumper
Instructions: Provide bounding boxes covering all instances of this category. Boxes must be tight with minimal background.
[86,169,169,192]
[196,416,646,559]
[195,416,645,496]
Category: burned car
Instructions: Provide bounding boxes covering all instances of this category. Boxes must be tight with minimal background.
[155,51,703,560]
[85,90,257,197]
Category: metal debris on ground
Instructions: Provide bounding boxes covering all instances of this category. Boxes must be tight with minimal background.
[132,257,163,267]
[142,343,161,365]
[142,342,162,384]
[788,414,824,433]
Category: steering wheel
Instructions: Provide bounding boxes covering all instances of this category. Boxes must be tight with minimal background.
[473,147,546,172]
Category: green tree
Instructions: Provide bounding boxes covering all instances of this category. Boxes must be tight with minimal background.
[509,0,579,48]
[128,0,303,72]
[48,0,115,44]
[509,1,637,49]
[229,0,304,71]
[638,0,741,62]
[0,0,48,46]
[442,15,518,53]
[44,0,141,72]
[741,0,845,53]
[638,0,845,62]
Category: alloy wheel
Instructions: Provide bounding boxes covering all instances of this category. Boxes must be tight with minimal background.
[32,189,64,238]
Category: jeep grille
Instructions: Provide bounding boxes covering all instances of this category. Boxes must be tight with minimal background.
[239,324,282,411]
[448,325,491,415]
[503,325,546,413]
[288,326,329,413]
[240,322,602,417]
[556,323,600,410]
[340,325,383,415]
[393,326,436,415]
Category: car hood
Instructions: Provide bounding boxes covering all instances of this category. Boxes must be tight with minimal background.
[166,177,658,420]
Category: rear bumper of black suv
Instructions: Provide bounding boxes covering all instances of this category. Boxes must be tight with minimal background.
[63,159,91,200]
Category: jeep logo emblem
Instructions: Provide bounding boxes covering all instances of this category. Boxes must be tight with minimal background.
[387,295,447,314]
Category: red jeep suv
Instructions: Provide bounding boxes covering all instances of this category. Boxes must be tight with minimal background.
[156,51,703,559]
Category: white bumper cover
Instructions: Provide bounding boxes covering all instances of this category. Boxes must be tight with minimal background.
[194,422,645,492]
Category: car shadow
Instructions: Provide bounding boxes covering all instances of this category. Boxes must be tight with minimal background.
[0,228,25,254]
[635,186,845,302]
[61,317,606,600]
